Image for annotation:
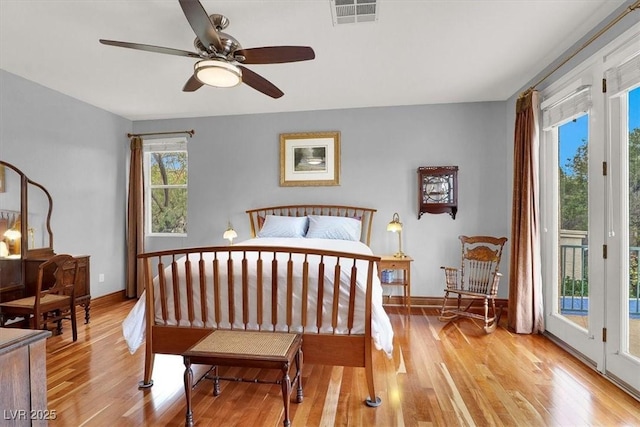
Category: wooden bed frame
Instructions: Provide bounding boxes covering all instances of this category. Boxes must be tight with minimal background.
[137,205,386,406]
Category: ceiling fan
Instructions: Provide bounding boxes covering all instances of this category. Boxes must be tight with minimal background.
[99,0,315,98]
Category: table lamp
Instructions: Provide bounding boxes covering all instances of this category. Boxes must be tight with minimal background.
[387,212,405,258]
[223,222,237,245]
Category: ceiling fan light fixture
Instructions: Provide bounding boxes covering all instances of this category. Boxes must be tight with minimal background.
[194,59,242,88]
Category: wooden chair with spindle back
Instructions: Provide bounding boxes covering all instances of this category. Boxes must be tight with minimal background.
[438,235,508,333]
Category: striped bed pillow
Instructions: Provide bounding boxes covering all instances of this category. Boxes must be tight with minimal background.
[305,215,361,241]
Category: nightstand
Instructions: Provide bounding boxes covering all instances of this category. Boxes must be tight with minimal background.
[377,255,413,312]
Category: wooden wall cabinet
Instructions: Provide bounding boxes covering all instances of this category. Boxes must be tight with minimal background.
[418,166,458,219]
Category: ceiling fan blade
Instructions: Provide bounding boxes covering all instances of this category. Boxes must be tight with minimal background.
[99,39,201,58]
[178,0,222,52]
[238,66,284,99]
[236,46,315,64]
[183,75,204,92]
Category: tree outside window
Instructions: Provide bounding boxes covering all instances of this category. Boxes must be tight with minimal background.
[559,90,640,299]
[145,140,187,235]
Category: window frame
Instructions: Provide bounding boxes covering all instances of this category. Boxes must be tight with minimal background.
[143,137,188,237]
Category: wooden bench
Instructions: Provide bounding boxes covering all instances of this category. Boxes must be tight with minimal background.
[183,330,303,427]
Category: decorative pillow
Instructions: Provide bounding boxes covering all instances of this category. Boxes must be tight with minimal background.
[257,215,308,238]
[305,215,362,241]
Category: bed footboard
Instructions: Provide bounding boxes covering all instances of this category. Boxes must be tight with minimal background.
[138,244,384,405]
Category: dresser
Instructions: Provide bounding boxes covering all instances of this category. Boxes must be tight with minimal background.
[0,328,52,426]
[0,160,91,323]
[0,258,23,301]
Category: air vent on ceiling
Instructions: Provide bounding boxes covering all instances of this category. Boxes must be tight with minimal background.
[330,0,378,25]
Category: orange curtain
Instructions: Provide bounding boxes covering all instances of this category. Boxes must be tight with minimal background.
[508,90,544,334]
[126,136,145,298]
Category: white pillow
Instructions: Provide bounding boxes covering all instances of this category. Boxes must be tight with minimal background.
[257,215,308,238]
[305,215,362,241]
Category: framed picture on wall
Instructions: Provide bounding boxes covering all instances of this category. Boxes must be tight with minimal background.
[279,131,340,187]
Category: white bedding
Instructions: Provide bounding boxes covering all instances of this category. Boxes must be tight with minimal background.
[122,238,394,357]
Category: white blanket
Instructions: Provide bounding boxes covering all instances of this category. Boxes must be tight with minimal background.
[122,238,394,356]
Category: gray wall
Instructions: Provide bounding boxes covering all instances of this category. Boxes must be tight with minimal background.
[0,70,130,298]
[1,67,510,300]
[134,101,511,298]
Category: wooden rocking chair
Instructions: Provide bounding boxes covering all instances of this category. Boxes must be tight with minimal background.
[439,235,508,333]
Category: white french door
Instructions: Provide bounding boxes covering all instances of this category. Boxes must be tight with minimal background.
[541,80,606,370]
[541,25,640,396]
[603,50,640,393]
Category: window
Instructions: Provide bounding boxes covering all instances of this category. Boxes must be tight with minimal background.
[143,137,188,236]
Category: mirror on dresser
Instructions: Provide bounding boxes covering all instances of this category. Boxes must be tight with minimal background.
[0,160,91,323]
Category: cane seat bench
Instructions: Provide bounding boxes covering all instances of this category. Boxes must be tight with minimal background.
[183,330,303,427]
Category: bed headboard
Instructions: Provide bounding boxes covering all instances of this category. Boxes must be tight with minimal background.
[246,205,377,245]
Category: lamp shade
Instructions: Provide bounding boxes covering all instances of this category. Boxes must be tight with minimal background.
[387,212,405,258]
[386,213,403,232]
[223,222,237,244]
[195,59,242,88]
[3,229,21,240]
[223,228,238,240]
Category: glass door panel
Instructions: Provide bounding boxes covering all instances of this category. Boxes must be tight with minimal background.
[558,115,590,329]
[605,82,640,395]
[629,87,639,359]
[542,87,605,368]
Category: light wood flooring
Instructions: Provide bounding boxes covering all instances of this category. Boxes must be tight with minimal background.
[42,296,640,426]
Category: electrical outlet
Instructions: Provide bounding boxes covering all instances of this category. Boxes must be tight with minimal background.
[99,273,105,282]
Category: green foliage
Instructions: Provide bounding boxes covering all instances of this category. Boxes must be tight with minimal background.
[150,188,187,233]
[631,250,639,298]
[149,152,187,234]
[561,262,639,299]
[559,127,640,300]
[562,276,589,297]
[559,128,639,237]
[150,152,187,185]
[629,128,640,247]
[559,141,588,231]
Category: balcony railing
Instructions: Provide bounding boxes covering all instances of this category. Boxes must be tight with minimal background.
[560,245,640,318]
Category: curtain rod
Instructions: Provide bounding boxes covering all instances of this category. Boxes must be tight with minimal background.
[127,130,195,138]
[520,0,640,98]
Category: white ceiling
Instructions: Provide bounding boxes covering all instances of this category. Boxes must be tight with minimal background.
[0,0,628,121]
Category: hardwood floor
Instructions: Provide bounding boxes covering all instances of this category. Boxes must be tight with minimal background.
[42,297,640,426]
